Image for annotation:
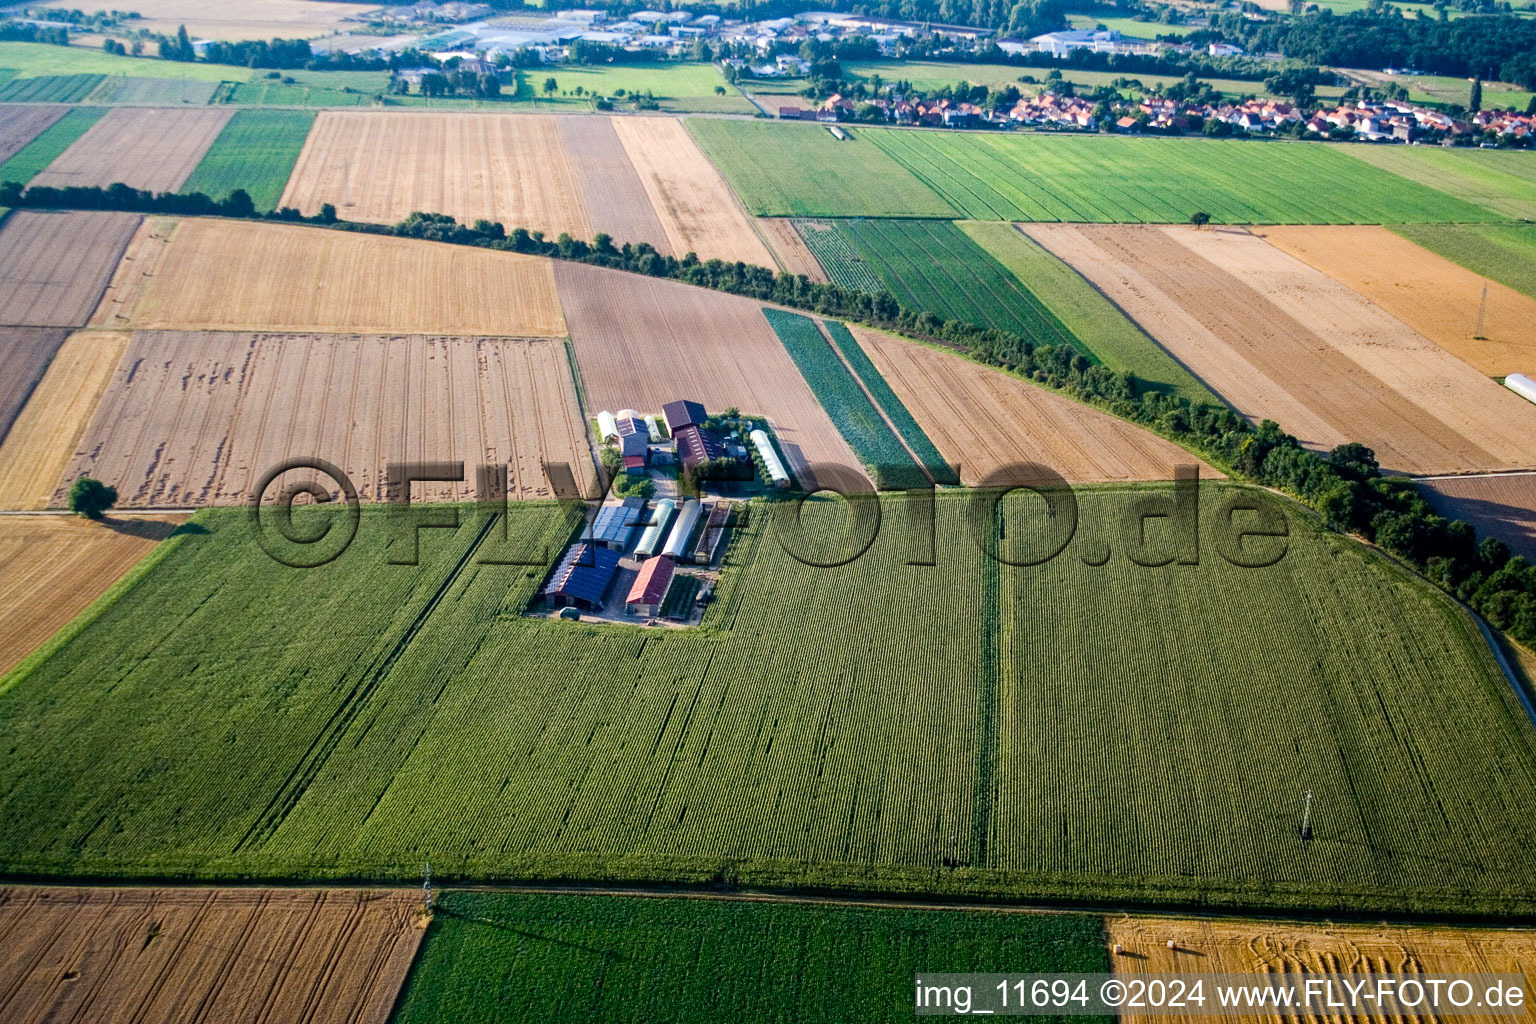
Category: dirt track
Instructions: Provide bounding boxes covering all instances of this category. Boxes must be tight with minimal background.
[0,887,422,1024]
[29,107,230,192]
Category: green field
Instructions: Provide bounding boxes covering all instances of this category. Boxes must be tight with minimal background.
[822,320,959,486]
[1345,145,1536,220]
[2,487,1536,915]
[98,76,221,105]
[1342,71,1536,110]
[0,73,104,102]
[508,62,754,113]
[227,80,375,107]
[182,109,315,210]
[864,130,1498,223]
[393,892,1111,1024]
[687,119,959,218]
[795,219,1081,356]
[1392,222,1536,301]
[762,309,928,488]
[841,60,1345,102]
[0,41,248,82]
[1067,13,1197,37]
[957,221,1218,404]
[0,105,105,185]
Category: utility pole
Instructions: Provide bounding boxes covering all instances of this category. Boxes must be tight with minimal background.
[1474,283,1489,340]
[1299,791,1314,842]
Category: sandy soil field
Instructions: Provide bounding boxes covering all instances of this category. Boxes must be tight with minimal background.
[1108,915,1536,1024]
[29,107,231,193]
[280,112,593,240]
[853,327,1214,484]
[20,0,380,41]
[0,514,180,675]
[0,886,422,1024]
[0,211,141,327]
[558,116,673,254]
[556,261,856,479]
[121,219,566,336]
[0,327,67,443]
[87,217,175,330]
[611,116,775,266]
[62,331,594,506]
[1261,225,1536,377]
[758,217,829,281]
[0,331,128,510]
[1026,224,1536,475]
[1418,472,1536,563]
[0,104,65,165]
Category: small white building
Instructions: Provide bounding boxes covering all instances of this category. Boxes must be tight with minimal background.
[750,429,790,488]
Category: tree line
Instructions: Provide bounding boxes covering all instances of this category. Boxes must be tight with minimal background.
[3,183,1533,641]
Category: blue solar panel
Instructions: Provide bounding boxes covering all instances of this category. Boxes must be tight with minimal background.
[546,544,621,605]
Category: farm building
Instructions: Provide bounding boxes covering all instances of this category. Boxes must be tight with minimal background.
[662,499,703,559]
[617,415,648,458]
[635,499,676,559]
[596,410,620,443]
[750,428,790,488]
[691,500,732,564]
[626,554,675,617]
[675,424,726,473]
[662,398,706,434]
[622,455,647,475]
[590,497,645,550]
[541,543,621,610]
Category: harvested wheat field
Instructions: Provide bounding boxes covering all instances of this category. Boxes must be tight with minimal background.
[853,327,1213,484]
[1261,225,1536,378]
[0,887,422,1024]
[61,331,593,506]
[556,261,856,478]
[0,331,127,510]
[87,217,175,330]
[280,112,592,239]
[1026,224,1536,476]
[29,107,231,192]
[120,218,565,336]
[1418,473,1536,564]
[0,105,66,165]
[758,217,828,281]
[0,515,182,675]
[0,211,141,327]
[0,327,68,443]
[557,116,673,253]
[611,116,775,266]
[1108,915,1536,1024]
[47,0,368,41]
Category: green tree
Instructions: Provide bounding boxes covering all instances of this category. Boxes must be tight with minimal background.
[1469,76,1482,111]
[1189,211,1212,229]
[68,477,117,520]
[543,77,558,96]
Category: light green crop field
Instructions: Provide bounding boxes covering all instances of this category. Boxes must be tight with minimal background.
[96,76,221,104]
[842,60,1344,101]
[0,41,249,82]
[1067,13,1197,36]
[393,892,1112,1024]
[0,73,104,102]
[687,119,959,218]
[1391,222,1536,301]
[227,80,375,107]
[958,221,1218,404]
[511,63,754,113]
[2,488,1535,916]
[1345,71,1535,109]
[182,109,315,210]
[1345,145,1536,220]
[0,105,106,184]
[796,219,1081,355]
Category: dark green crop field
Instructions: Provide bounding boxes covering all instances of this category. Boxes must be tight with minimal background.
[2,490,1535,915]
[392,892,1111,1024]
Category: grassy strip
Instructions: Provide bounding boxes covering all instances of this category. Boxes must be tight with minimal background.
[959,221,1218,405]
[1391,222,1536,302]
[182,109,316,211]
[0,106,106,185]
[761,308,927,488]
[820,319,959,485]
[392,891,1112,1024]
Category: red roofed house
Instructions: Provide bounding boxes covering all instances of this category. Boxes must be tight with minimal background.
[622,454,647,475]
[626,554,675,616]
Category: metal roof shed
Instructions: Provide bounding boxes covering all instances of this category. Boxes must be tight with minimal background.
[626,554,676,616]
[662,399,706,434]
[590,500,644,549]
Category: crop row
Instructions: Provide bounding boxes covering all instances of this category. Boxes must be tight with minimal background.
[792,219,884,293]
[0,73,105,103]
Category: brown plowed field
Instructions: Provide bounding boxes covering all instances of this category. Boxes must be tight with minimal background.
[123,219,566,336]
[1418,472,1536,563]
[1108,915,1536,1024]
[556,261,856,478]
[30,107,231,192]
[0,887,422,1024]
[1261,225,1536,377]
[0,331,128,510]
[558,115,673,254]
[758,217,828,281]
[1026,224,1536,476]
[611,116,775,266]
[0,515,182,675]
[0,105,66,165]
[0,211,141,327]
[279,111,593,239]
[0,327,68,443]
[62,331,594,506]
[853,326,1215,484]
